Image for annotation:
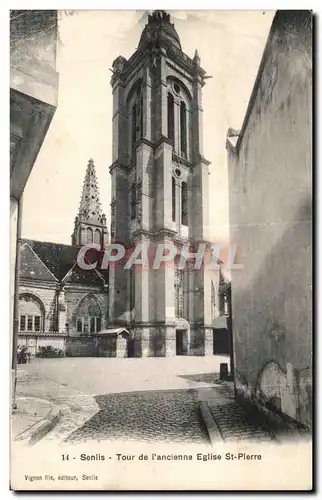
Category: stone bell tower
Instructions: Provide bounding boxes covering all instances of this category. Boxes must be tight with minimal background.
[72,159,109,247]
[109,10,213,356]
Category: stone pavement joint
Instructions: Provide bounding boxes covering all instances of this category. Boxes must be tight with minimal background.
[199,402,224,445]
[12,396,62,445]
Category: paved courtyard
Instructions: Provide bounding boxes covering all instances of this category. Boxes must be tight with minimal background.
[17,355,230,444]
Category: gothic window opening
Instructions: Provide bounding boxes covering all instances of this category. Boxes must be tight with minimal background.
[86,227,93,244]
[175,267,184,318]
[167,92,175,143]
[94,228,101,245]
[19,314,41,332]
[20,315,26,331]
[181,181,188,226]
[27,315,33,331]
[172,177,176,222]
[90,316,101,333]
[75,295,102,335]
[77,318,83,333]
[34,316,41,331]
[139,95,144,139]
[132,103,137,152]
[131,183,136,220]
[180,101,187,157]
[19,294,44,332]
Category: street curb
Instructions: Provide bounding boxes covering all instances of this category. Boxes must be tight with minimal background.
[13,401,62,446]
[199,402,224,445]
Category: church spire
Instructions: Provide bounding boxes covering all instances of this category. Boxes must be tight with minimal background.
[78,158,103,223]
[72,159,108,247]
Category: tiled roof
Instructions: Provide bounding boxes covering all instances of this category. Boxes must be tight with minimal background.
[20,243,57,282]
[21,239,108,286]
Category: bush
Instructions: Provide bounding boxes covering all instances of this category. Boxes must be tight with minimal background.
[35,345,65,358]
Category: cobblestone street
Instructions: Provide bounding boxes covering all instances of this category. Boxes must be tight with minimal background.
[67,389,209,444]
[15,356,308,446]
[17,356,229,444]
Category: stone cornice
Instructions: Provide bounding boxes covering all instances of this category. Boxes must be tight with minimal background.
[135,137,154,150]
[172,152,193,169]
[154,135,174,149]
[63,283,105,293]
[153,228,178,241]
[20,278,58,290]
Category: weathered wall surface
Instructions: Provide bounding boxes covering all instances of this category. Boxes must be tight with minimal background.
[10,10,58,106]
[227,11,312,428]
[18,334,66,356]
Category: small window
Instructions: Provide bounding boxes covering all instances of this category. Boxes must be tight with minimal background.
[20,315,26,331]
[90,316,96,333]
[27,315,33,331]
[34,316,41,332]
[77,318,83,333]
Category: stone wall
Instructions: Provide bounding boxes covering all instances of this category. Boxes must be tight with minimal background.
[227,11,312,428]
[18,334,66,356]
[65,334,129,358]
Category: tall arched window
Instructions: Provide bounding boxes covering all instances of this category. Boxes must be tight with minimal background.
[139,95,144,138]
[94,229,101,245]
[131,183,136,220]
[167,92,175,143]
[86,227,93,244]
[172,177,176,222]
[181,182,188,226]
[174,267,184,318]
[132,103,137,152]
[76,295,102,335]
[180,101,187,157]
[19,294,45,332]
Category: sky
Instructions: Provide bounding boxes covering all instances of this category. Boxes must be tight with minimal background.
[21,10,275,245]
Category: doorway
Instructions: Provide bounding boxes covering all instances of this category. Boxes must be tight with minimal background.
[176,329,188,355]
[213,328,231,355]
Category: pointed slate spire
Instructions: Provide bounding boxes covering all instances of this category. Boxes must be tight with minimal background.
[193,48,201,67]
[78,159,103,223]
[72,159,109,247]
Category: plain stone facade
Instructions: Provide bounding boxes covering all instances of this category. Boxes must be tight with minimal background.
[227,11,312,428]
